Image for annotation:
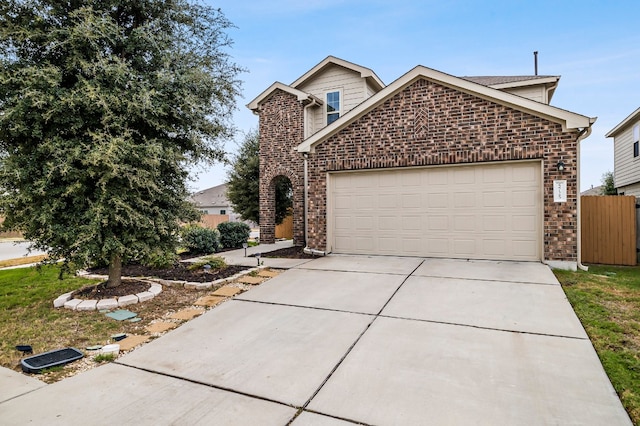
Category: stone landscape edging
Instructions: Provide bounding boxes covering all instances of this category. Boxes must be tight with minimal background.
[54,266,264,311]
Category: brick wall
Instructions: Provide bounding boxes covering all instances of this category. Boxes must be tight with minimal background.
[258,89,305,245]
[304,78,579,261]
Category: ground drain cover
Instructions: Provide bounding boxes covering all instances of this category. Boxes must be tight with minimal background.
[21,347,84,374]
[105,310,137,321]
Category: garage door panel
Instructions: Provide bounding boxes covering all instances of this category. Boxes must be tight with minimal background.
[402,216,422,231]
[482,191,506,207]
[330,162,541,261]
[512,190,537,207]
[402,193,421,208]
[454,168,475,184]
[427,193,449,208]
[355,216,374,230]
[483,167,506,183]
[483,215,506,231]
[454,215,476,232]
[453,239,476,255]
[513,215,536,232]
[453,192,475,208]
[379,194,397,208]
[427,215,449,231]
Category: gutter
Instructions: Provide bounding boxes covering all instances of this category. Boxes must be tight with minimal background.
[576,125,594,271]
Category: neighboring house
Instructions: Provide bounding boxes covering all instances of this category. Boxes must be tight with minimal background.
[606,107,640,196]
[581,185,604,196]
[248,56,595,270]
[191,183,235,218]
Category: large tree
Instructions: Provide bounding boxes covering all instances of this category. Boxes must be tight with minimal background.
[226,129,292,225]
[0,0,242,287]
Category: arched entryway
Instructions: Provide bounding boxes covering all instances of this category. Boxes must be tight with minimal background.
[259,169,304,246]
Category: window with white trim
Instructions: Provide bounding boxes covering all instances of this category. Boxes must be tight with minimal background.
[634,124,639,158]
[326,91,340,125]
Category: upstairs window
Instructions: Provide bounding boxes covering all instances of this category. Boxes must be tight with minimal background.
[326,91,340,125]
[634,124,640,158]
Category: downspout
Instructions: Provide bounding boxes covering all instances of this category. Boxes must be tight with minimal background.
[302,97,325,256]
[303,152,309,244]
[576,126,593,271]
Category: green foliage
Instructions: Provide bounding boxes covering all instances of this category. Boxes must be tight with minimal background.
[217,221,250,249]
[556,265,640,423]
[226,130,292,224]
[143,249,178,269]
[180,225,220,255]
[187,255,226,271]
[0,1,243,286]
[601,171,617,195]
[93,353,116,363]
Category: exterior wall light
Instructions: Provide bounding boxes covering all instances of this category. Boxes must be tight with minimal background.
[557,161,565,172]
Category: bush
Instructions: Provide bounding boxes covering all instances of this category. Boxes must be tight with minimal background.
[217,222,251,249]
[187,256,227,271]
[180,225,221,255]
[143,249,178,269]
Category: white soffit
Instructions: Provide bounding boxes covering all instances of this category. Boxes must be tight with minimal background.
[246,82,321,112]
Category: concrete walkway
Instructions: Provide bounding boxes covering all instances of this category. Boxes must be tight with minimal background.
[0,255,631,425]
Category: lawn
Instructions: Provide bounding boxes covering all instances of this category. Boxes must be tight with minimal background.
[0,263,219,382]
[555,265,640,424]
[0,265,115,375]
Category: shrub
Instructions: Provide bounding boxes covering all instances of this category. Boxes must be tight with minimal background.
[143,249,178,269]
[187,256,227,271]
[180,225,221,255]
[217,222,251,249]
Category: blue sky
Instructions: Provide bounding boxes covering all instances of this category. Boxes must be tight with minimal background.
[191,0,640,192]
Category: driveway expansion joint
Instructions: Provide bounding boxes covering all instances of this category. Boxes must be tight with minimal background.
[378,313,590,340]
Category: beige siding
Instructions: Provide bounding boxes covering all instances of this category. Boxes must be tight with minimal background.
[503,86,546,103]
[298,64,368,131]
[617,181,640,197]
[366,81,378,98]
[613,127,639,188]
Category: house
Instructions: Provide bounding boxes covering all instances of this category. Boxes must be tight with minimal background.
[248,56,596,270]
[191,183,235,217]
[580,185,604,196]
[606,107,640,196]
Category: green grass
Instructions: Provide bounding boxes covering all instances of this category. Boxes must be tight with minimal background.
[0,265,122,372]
[187,255,227,271]
[92,353,116,363]
[555,265,640,424]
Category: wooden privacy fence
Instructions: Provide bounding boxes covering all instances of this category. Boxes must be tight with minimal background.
[199,214,229,229]
[581,196,636,266]
[275,214,293,239]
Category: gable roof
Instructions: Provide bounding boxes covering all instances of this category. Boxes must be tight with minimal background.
[462,75,559,88]
[297,65,595,153]
[247,82,321,112]
[290,56,385,92]
[605,106,640,138]
[191,183,231,208]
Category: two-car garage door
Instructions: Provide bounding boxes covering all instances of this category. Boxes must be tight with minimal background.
[329,161,542,261]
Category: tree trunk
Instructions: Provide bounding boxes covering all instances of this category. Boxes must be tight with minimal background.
[106,255,122,288]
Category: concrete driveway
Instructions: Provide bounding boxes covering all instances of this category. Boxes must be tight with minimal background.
[0,255,631,425]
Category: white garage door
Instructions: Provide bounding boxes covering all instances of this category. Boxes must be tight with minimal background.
[330,161,541,261]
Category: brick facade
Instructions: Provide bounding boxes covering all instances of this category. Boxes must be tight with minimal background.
[258,79,580,262]
[258,89,305,245]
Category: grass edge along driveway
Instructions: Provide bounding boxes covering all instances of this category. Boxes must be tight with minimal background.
[555,265,640,425]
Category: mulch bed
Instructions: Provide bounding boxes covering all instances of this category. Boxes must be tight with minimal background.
[252,245,317,259]
[74,280,151,299]
[90,262,249,283]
